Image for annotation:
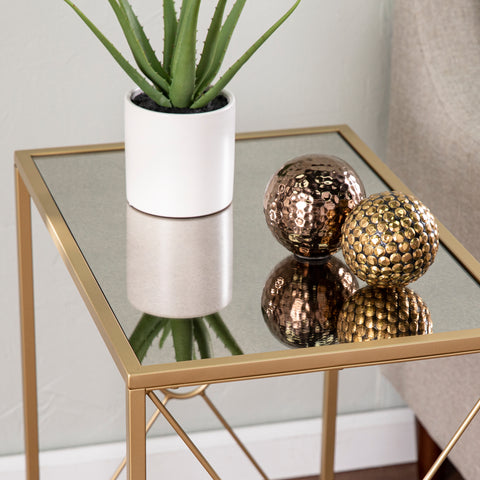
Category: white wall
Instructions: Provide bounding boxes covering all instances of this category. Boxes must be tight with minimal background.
[0,0,397,457]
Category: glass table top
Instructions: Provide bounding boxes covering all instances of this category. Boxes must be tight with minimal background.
[31,128,480,371]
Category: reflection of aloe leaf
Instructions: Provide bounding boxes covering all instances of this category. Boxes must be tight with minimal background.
[159,321,172,348]
[205,313,243,355]
[171,319,194,362]
[129,313,168,363]
[130,312,242,363]
[193,317,213,359]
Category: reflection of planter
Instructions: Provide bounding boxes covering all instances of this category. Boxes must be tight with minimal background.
[127,205,232,318]
[261,255,358,347]
[337,286,432,342]
[125,88,235,218]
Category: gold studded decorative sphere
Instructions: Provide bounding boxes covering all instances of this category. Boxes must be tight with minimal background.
[264,154,366,258]
[337,286,432,343]
[341,191,439,286]
[261,255,358,347]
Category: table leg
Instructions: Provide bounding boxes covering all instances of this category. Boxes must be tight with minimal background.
[127,388,147,480]
[320,369,339,480]
[423,396,480,480]
[16,167,40,480]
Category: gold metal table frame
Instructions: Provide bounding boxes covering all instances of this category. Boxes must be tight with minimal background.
[15,126,480,480]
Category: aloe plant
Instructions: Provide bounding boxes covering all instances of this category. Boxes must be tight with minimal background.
[63,0,301,109]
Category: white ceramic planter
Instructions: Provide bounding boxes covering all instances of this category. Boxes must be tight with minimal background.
[126,205,233,319]
[124,88,236,218]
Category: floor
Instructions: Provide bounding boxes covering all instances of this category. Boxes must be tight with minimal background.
[289,459,464,479]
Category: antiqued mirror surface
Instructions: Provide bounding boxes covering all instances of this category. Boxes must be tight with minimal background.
[33,131,480,366]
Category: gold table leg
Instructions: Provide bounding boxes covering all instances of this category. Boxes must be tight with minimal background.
[423,395,480,480]
[114,385,269,480]
[111,397,165,480]
[127,388,147,480]
[16,167,40,480]
[320,369,339,480]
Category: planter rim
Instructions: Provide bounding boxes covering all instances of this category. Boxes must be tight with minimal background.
[126,87,235,117]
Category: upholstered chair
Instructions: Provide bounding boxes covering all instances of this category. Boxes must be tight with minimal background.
[382,1,480,479]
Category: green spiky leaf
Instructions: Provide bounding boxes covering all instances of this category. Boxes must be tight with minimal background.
[158,321,172,348]
[194,0,228,94]
[63,0,172,107]
[163,0,178,74]
[129,314,168,363]
[171,319,194,362]
[204,313,243,355]
[194,0,246,99]
[117,0,170,80]
[169,0,201,107]
[108,0,170,93]
[193,0,301,109]
[63,0,301,109]
[193,317,213,359]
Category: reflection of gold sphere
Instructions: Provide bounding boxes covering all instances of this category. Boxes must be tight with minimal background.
[261,255,358,347]
[264,154,365,258]
[341,191,439,286]
[337,286,432,343]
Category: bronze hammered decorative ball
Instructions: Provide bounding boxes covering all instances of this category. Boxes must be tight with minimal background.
[261,255,358,348]
[337,286,432,342]
[264,154,366,258]
[341,191,439,286]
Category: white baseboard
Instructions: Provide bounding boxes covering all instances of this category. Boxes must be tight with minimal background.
[0,408,416,480]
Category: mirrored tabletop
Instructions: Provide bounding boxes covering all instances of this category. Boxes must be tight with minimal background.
[23,126,480,387]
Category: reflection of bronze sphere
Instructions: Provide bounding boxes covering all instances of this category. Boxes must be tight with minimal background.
[264,154,366,258]
[341,191,439,286]
[337,286,432,343]
[261,255,358,348]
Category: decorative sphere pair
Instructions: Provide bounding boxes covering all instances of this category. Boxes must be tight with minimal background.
[264,154,439,287]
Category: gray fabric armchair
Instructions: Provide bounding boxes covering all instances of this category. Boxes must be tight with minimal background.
[382,1,480,479]
[385,1,480,259]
